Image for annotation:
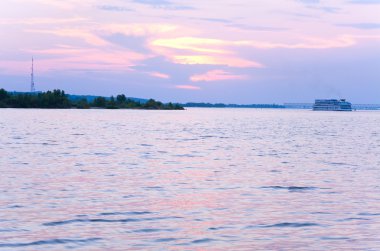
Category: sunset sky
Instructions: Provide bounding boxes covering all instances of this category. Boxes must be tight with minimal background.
[0,0,379,103]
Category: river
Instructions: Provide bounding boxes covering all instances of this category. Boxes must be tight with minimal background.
[1,108,380,250]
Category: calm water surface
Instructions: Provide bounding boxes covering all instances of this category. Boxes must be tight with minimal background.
[1,108,380,250]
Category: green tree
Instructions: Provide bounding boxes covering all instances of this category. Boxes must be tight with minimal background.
[143,99,158,109]
[174,103,184,110]
[76,98,90,109]
[167,102,174,109]
[0,88,9,101]
[92,97,107,107]
[106,96,118,109]
[116,94,127,103]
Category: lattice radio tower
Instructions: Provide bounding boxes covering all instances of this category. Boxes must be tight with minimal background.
[30,57,36,92]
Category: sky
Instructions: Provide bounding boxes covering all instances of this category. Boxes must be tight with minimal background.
[0,0,379,103]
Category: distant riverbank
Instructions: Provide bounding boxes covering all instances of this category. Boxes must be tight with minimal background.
[182,102,284,108]
[0,89,184,110]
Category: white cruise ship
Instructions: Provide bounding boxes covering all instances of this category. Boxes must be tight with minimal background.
[313,99,352,111]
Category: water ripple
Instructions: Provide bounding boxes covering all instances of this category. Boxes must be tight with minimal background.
[43,216,182,226]
[191,238,217,244]
[98,211,152,216]
[155,238,179,242]
[133,228,176,233]
[261,186,318,191]
[358,212,380,216]
[247,222,321,228]
[0,238,102,247]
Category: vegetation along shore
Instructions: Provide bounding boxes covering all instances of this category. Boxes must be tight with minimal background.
[0,89,184,110]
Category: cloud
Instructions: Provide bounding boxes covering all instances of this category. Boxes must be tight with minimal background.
[307,6,341,13]
[132,0,194,10]
[236,36,356,49]
[297,0,320,3]
[190,17,232,24]
[152,37,229,54]
[149,35,360,69]
[152,36,357,51]
[227,23,288,32]
[0,17,87,25]
[150,37,263,68]
[34,0,77,9]
[189,18,287,32]
[14,45,150,73]
[348,0,380,4]
[295,0,340,13]
[27,28,110,46]
[190,70,247,82]
[175,85,200,90]
[26,23,179,49]
[149,72,170,79]
[277,11,320,19]
[103,34,150,53]
[337,23,380,29]
[133,0,171,4]
[172,55,263,68]
[101,23,178,37]
[97,5,133,12]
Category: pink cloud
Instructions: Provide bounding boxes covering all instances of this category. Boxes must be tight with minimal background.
[152,37,229,54]
[101,23,179,37]
[150,36,265,68]
[190,70,247,82]
[0,46,150,74]
[152,35,358,52]
[27,28,110,46]
[150,37,258,68]
[149,72,170,79]
[0,17,87,25]
[175,85,201,90]
[149,35,361,69]
[173,55,263,68]
[236,35,357,49]
[34,0,75,9]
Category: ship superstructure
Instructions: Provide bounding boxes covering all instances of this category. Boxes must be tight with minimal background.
[313,99,352,111]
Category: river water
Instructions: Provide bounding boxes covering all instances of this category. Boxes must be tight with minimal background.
[1,108,380,250]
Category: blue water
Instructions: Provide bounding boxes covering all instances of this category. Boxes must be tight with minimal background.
[1,108,380,250]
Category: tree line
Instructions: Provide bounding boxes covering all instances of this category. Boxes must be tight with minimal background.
[0,89,184,110]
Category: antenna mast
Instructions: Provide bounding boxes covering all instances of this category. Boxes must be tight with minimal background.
[31,57,35,92]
